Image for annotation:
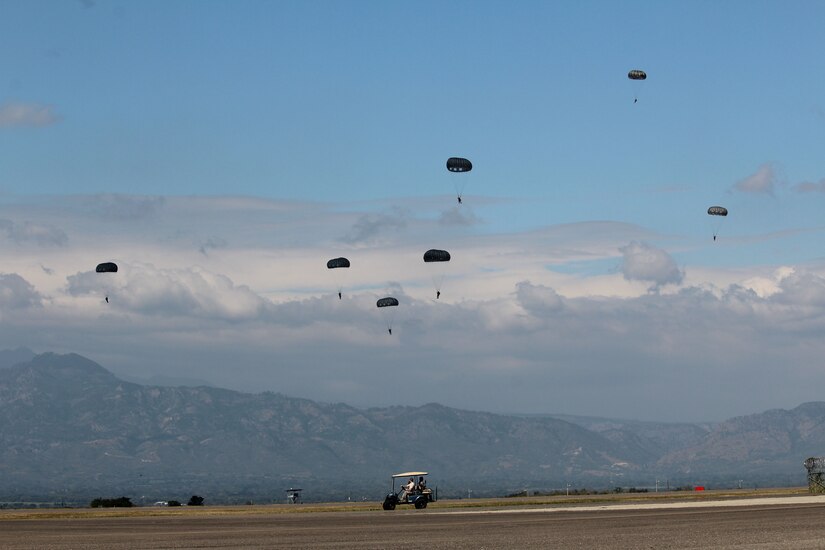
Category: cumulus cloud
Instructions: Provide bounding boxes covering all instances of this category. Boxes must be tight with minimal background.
[732,163,777,195]
[66,264,269,320]
[0,220,68,247]
[741,267,795,298]
[0,274,43,309]
[619,241,684,290]
[0,102,61,128]
[11,260,825,422]
[7,192,825,422]
[515,281,564,316]
[771,270,825,307]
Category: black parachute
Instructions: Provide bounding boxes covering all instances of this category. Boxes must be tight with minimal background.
[423,249,451,263]
[326,257,350,269]
[327,257,351,298]
[424,250,451,299]
[707,206,729,241]
[377,297,399,308]
[446,157,472,173]
[377,296,399,334]
[447,157,472,204]
[96,262,118,304]
[628,69,647,103]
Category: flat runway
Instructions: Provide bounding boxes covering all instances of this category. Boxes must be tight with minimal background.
[4,495,825,549]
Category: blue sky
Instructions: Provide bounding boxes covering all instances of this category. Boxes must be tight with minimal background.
[1,1,825,421]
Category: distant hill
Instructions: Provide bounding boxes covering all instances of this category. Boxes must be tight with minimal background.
[0,352,818,503]
[0,347,35,370]
[548,413,714,466]
[655,402,825,485]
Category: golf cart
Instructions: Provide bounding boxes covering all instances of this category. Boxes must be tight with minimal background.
[382,471,436,510]
[285,488,302,504]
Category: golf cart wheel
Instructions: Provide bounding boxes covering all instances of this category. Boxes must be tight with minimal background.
[382,500,395,510]
[414,498,427,509]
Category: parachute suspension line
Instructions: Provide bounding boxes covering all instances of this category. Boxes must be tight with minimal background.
[376,297,399,335]
[446,157,472,205]
[96,262,118,305]
[423,249,451,300]
[627,69,646,104]
[707,206,728,242]
[327,257,350,300]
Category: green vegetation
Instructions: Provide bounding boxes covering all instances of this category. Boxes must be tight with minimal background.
[90,497,133,508]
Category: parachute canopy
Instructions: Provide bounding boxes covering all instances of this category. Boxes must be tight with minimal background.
[423,249,451,263]
[376,297,399,308]
[446,157,472,173]
[708,206,728,216]
[327,257,350,269]
[628,69,647,81]
[96,262,118,273]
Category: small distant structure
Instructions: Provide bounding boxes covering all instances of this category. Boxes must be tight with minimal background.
[804,457,825,493]
[286,488,302,504]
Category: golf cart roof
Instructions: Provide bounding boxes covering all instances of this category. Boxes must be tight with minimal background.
[392,471,428,478]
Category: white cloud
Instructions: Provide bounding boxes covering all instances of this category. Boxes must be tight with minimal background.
[733,163,777,195]
[741,267,795,298]
[0,102,61,128]
[0,220,68,247]
[0,274,44,309]
[619,241,684,290]
[66,263,269,320]
[515,281,564,316]
[772,270,825,307]
[3,193,825,422]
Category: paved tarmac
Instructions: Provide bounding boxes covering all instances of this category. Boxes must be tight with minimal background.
[3,496,825,549]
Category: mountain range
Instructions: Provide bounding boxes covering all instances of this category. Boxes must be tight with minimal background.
[0,352,821,504]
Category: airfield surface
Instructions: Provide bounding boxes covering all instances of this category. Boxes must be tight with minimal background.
[3,490,825,549]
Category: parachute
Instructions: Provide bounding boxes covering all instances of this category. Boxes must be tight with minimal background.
[423,249,451,299]
[423,249,451,263]
[707,206,728,241]
[627,69,647,103]
[446,157,472,204]
[376,297,399,308]
[377,297,399,335]
[446,157,472,173]
[95,262,118,303]
[327,257,350,299]
[326,257,350,269]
